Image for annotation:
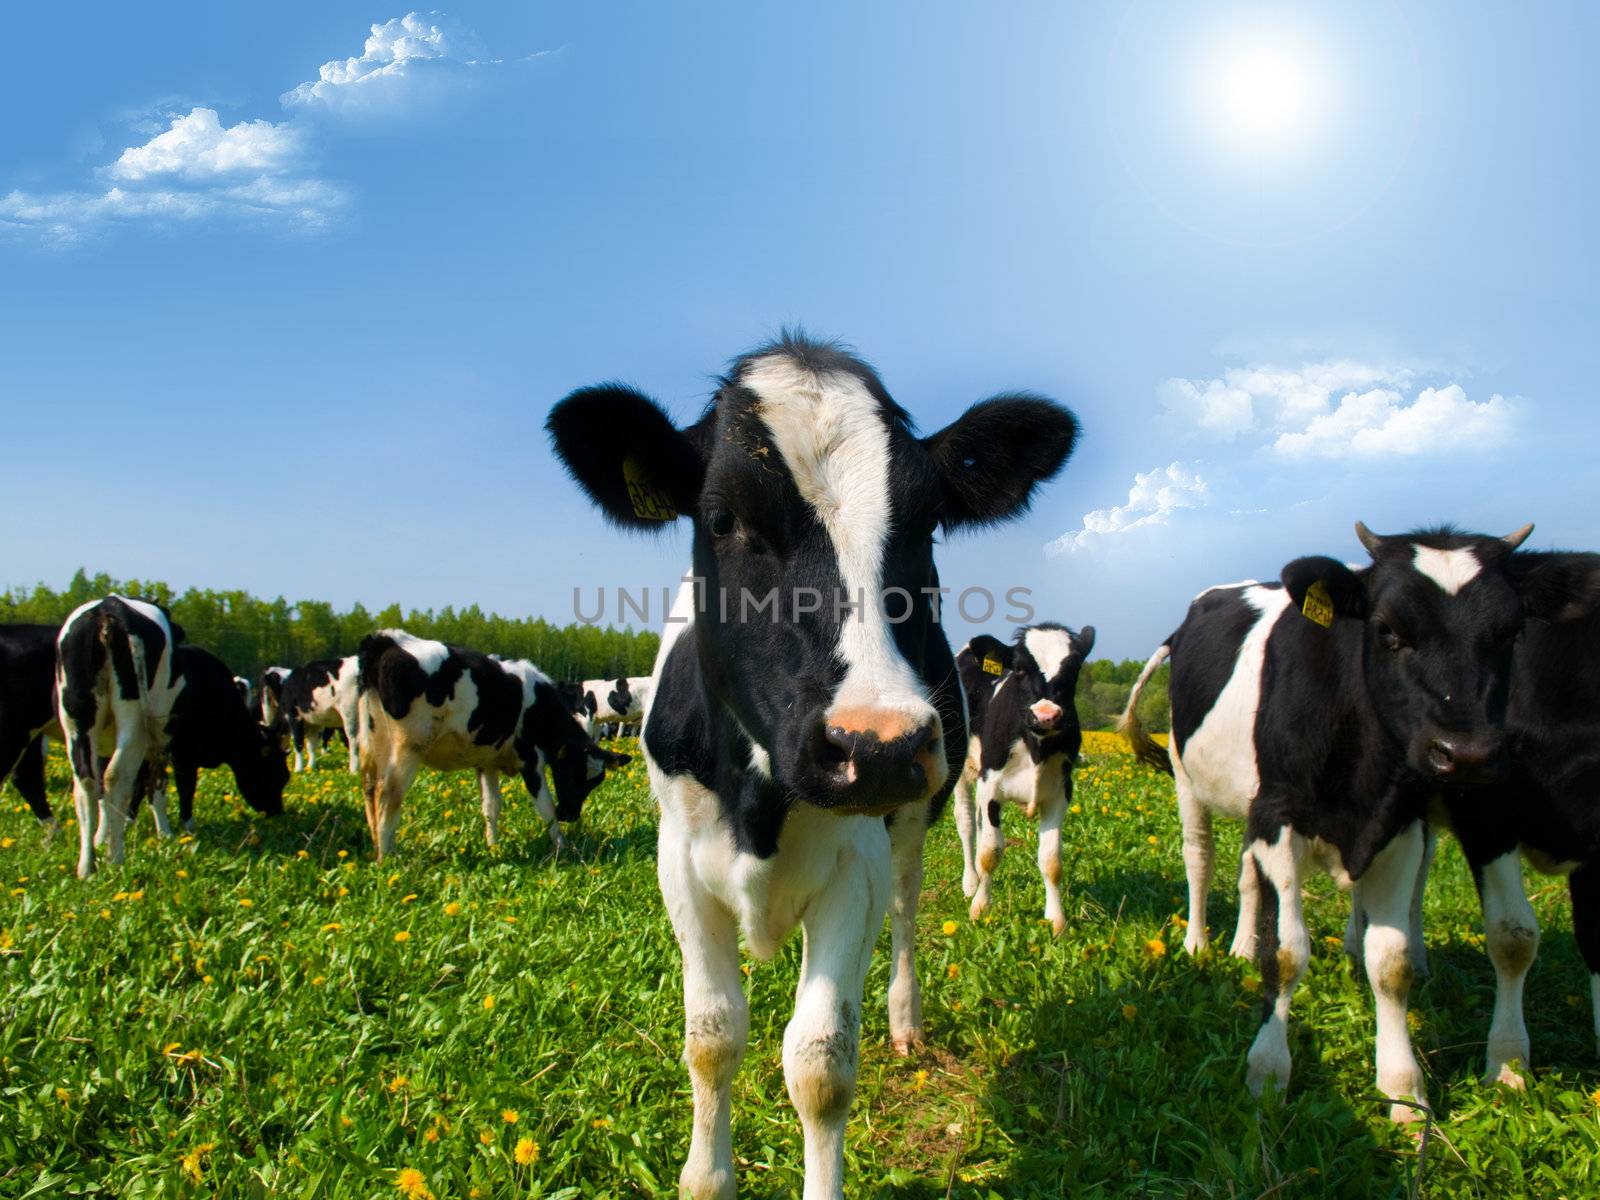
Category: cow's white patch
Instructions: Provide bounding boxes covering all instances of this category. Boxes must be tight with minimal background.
[1412,544,1482,595]
[376,628,451,675]
[746,356,938,744]
[1022,626,1076,678]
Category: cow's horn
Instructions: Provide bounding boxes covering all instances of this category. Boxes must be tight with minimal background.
[1354,521,1384,556]
[1502,522,1534,550]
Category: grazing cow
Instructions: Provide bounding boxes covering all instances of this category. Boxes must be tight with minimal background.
[281,656,360,772]
[1119,523,1595,1122]
[357,630,629,860]
[0,624,62,833]
[548,333,1077,1200]
[134,644,291,831]
[955,623,1094,934]
[580,675,651,737]
[1411,548,1600,1087]
[258,665,291,728]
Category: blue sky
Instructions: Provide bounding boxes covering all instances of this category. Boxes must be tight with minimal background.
[2,2,1596,660]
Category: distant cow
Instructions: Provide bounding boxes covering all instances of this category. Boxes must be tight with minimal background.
[233,675,253,709]
[579,675,651,736]
[281,656,359,772]
[548,333,1077,1199]
[1121,523,1594,1122]
[0,623,62,833]
[257,665,290,728]
[955,623,1094,934]
[56,595,289,876]
[356,630,629,860]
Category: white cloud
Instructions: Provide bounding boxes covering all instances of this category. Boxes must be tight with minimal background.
[1046,462,1209,556]
[281,12,488,116]
[108,108,300,181]
[1160,360,1417,442]
[1273,383,1515,460]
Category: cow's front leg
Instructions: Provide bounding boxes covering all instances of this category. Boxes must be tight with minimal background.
[1036,775,1068,937]
[954,763,979,898]
[1358,821,1429,1121]
[787,840,889,1200]
[1569,863,1600,1058]
[1245,825,1309,1101]
[659,825,745,1200]
[1175,774,1215,954]
[372,759,419,861]
[1479,849,1538,1088]
[969,773,1004,922]
[887,804,929,1054]
[478,771,503,847]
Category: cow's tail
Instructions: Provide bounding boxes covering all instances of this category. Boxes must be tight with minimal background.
[1117,643,1174,775]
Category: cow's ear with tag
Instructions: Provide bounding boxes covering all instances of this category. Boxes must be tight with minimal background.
[964,634,1014,681]
[547,384,707,530]
[1281,556,1368,626]
[924,394,1078,529]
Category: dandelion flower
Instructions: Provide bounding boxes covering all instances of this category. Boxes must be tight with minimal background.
[941,920,957,936]
[1144,938,1167,959]
[394,1167,434,1199]
[1146,835,1158,846]
[502,1108,519,1124]
[482,994,495,1011]
[514,1136,540,1165]
[238,898,253,908]
[444,902,462,917]
[478,1129,495,1146]
[394,931,411,943]
[912,1069,929,1091]
[946,963,960,980]
[401,894,418,904]
[181,1142,216,1183]
[1121,1004,1138,1020]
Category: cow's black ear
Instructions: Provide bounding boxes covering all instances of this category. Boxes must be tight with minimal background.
[547,384,705,530]
[1073,625,1096,657]
[1505,551,1600,623]
[964,634,1014,676]
[1281,556,1368,623]
[924,395,1078,529]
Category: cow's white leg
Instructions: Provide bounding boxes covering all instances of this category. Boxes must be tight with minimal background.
[1036,779,1068,937]
[97,722,147,868]
[146,768,173,840]
[1358,821,1429,1122]
[1176,775,1214,954]
[659,821,745,1200]
[304,727,317,771]
[1229,844,1260,959]
[1409,824,1435,977]
[1479,850,1537,1089]
[372,758,420,861]
[1245,826,1309,1100]
[887,805,929,1054]
[954,761,979,898]
[478,771,502,847]
[342,706,360,773]
[786,838,888,1200]
[969,772,1004,922]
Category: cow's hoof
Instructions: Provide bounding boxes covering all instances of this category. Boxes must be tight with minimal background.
[1183,933,1209,956]
[961,873,978,898]
[1387,1094,1428,1124]
[1049,914,1066,938]
[892,1033,925,1057]
[1228,936,1257,960]
[1487,1060,1527,1091]
[969,895,989,922]
[679,1163,735,1200]
[1246,1036,1290,1099]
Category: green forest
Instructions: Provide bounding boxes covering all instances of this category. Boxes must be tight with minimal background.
[0,570,1169,730]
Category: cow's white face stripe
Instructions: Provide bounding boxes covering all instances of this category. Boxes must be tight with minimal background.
[746,355,930,723]
[1022,627,1075,679]
[1412,545,1482,596]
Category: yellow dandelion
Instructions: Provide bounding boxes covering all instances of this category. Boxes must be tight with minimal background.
[482,994,495,1011]
[941,920,957,936]
[1069,804,1081,815]
[99,908,111,920]
[444,901,462,917]
[1121,1004,1138,1020]
[946,963,960,980]
[0,837,13,849]
[514,1136,540,1165]
[387,1075,409,1093]
[502,1108,519,1124]
[393,1167,434,1199]
[912,1068,929,1091]
[393,930,411,943]
[1146,835,1158,846]
[322,922,342,932]
[180,1142,216,1183]
[311,976,326,986]
[238,898,253,908]
[337,849,348,859]
[387,872,400,886]
[55,1086,71,1104]
[478,1128,495,1146]
[1144,937,1167,959]
[296,849,309,859]
[175,868,188,878]
[1241,976,1261,993]
[591,1117,611,1128]
[1591,1087,1600,1107]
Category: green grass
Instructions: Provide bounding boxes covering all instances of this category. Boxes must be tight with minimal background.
[3,746,1598,1199]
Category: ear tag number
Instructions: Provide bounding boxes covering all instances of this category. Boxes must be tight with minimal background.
[623,457,677,521]
[981,654,1005,676]
[1301,580,1335,628]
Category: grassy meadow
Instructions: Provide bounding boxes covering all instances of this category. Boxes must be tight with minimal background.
[3,734,1599,1198]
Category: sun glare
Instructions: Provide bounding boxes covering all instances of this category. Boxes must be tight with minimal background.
[1200,32,1321,155]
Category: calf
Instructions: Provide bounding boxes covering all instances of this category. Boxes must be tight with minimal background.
[1120,523,1586,1122]
[281,656,360,772]
[955,623,1094,933]
[357,630,628,859]
[0,624,62,833]
[548,333,1077,1200]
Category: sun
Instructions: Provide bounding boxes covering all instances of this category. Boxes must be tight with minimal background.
[1199,32,1322,154]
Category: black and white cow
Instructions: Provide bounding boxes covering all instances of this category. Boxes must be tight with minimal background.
[579,675,651,737]
[356,630,629,860]
[1415,548,1600,1088]
[548,333,1077,1200]
[1119,523,1592,1122]
[955,624,1094,934]
[257,665,291,728]
[0,623,62,834]
[56,595,289,876]
[281,656,360,772]
[233,675,253,708]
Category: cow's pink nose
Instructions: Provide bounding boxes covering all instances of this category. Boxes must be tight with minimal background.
[1030,700,1063,728]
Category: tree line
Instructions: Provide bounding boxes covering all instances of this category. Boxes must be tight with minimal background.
[0,570,1171,730]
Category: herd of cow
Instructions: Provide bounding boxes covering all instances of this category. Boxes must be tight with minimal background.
[6,334,1600,1198]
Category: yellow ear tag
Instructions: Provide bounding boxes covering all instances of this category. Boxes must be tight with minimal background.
[981,654,1005,676]
[1302,580,1335,628]
[622,457,677,521]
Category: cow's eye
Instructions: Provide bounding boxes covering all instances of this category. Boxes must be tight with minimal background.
[1375,619,1408,653]
[707,509,736,539]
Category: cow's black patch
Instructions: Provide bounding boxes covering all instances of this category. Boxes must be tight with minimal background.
[0,624,59,823]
